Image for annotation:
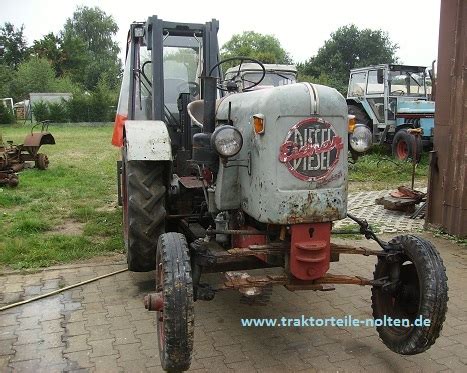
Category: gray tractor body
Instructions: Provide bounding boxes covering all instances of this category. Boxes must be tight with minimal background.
[214,82,348,223]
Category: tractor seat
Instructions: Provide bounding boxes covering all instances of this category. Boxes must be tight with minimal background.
[187,100,204,128]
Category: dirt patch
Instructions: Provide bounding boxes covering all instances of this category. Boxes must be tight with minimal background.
[95,203,118,213]
[49,220,85,236]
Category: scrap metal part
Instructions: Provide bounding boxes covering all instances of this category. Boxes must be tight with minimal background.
[0,171,19,187]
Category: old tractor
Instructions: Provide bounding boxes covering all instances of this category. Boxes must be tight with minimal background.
[0,122,55,187]
[346,64,434,161]
[113,17,448,371]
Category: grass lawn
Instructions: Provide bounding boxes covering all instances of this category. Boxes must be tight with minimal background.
[0,123,122,269]
[348,146,429,192]
[0,123,430,269]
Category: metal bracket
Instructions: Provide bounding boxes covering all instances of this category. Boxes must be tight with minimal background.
[222,152,251,175]
[347,213,394,250]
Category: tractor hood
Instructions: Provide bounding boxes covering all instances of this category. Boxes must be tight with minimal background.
[213,82,348,224]
[397,99,435,114]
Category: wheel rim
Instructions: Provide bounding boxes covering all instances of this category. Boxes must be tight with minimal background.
[377,259,420,335]
[396,140,409,160]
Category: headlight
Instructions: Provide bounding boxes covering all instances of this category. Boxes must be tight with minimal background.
[349,124,372,153]
[211,125,243,157]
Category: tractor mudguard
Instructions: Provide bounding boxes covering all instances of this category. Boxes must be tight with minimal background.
[23,132,55,156]
[23,132,56,147]
[124,120,172,161]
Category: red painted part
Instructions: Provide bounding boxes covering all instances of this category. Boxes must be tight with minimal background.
[396,140,409,159]
[202,167,214,184]
[111,113,127,147]
[278,117,344,182]
[290,223,331,280]
[232,226,267,261]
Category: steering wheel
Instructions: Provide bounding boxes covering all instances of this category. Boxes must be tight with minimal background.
[176,81,200,97]
[187,81,200,97]
[390,90,406,96]
[209,57,266,92]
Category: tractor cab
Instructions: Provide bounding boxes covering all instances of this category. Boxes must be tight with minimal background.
[346,64,435,160]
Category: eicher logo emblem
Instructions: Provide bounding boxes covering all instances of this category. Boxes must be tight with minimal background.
[279,117,344,181]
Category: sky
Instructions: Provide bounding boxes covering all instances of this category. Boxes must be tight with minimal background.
[0,0,441,66]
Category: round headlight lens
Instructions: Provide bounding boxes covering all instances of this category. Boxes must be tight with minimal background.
[211,125,243,157]
[350,124,372,153]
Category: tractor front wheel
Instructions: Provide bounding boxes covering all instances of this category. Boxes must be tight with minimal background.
[35,153,49,170]
[123,158,166,272]
[371,235,448,355]
[156,233,194,372]
[392,129,422,162]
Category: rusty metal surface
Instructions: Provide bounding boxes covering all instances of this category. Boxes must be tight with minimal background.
[23,132,55,147]
[330,243,383,256]
[0,171,19,187]
[143,292,163,311]
[219,272,288,290]
[426,0,467,237]
[178,176,206,189]
[216,271,375,292]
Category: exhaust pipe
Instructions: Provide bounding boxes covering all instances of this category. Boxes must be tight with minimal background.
[203,76,217,134]
[191,76,218,164]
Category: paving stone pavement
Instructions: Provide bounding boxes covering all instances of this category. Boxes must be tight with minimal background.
[0,196,467,372]
[1,232,466,372]
[334,188,428,233]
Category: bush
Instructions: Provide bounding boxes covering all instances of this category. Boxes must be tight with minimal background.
[48,101,68,122]
[65,93,90,122]
[0,102,15,124]
[32,100,49,122]
[15,57,57,100]
[65,90,116,123]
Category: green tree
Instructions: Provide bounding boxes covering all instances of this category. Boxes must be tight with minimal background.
[0,23,29,69]
[61,6,121,90]
[298,25,399,94]
[31,33,63,75]
[13,57,57,99]
[0,101,15,124]
[60,33,90,82]
[0,64,16,98]
[221,31,292,66]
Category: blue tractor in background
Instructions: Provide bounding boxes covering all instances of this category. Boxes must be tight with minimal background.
[346,64,434,161]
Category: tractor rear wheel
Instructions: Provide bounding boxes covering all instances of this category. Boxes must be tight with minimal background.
[35,153,49,170]
[392,129,422,162]
[123,158,166,272]
[156,233,194,371]
[371,235,448,355]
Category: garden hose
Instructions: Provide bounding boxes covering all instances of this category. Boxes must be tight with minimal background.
[0,267,128,312]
